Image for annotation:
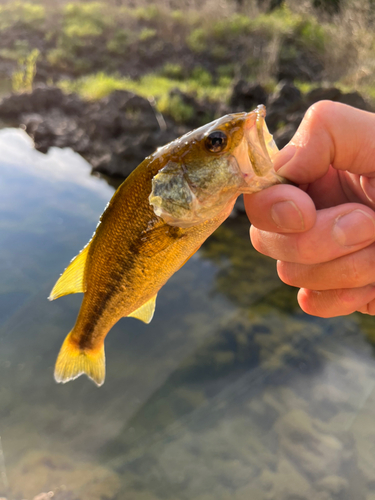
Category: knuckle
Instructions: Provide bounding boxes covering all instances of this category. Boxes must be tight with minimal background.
[299,289,325,317]
[344,254,362,287]
[335,287,358,307]
[295,236,318,264]
[305,100,337,127]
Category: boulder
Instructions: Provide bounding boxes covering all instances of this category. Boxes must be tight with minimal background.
[229,81,268,111]
[266,81,305,131]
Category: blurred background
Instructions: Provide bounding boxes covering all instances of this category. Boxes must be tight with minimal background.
[1,1,375,499]
[0,0,374,177]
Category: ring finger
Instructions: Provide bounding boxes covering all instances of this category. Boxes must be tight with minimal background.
[297,285,375,317]
[250,203,375,265]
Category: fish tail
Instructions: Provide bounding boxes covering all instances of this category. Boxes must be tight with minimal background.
[54,331,105,387]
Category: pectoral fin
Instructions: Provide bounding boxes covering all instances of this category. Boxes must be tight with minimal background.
[49,243,90,301]
[128,294,157,324]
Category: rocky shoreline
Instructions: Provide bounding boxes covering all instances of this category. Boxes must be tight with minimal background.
[0,82,370,179]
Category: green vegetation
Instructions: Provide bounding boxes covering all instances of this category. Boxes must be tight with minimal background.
[0,2,45,31]
[12,48,39,93]
[63,2,111,38]
[58,70,231,120]
[1,0,375,106]
[158,92,195,124]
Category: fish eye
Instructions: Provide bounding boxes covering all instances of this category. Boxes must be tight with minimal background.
[204,131,228,153]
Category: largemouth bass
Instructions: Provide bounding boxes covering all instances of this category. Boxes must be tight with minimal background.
[50,105,284,386]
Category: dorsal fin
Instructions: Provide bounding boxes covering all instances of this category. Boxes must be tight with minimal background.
[128,294,157,324]
[49,243,91,301]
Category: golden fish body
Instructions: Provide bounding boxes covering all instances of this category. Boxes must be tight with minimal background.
[50,105,283,386]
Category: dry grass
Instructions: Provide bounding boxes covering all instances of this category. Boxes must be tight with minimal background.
[323,1,375,85]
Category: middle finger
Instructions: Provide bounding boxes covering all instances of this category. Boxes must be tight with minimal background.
[250,203,375,265]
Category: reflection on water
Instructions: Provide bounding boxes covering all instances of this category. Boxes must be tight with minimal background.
[0,128,375,499]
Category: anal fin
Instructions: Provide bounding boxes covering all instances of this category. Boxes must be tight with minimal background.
[128,294,157,324]
[49,243,90,301]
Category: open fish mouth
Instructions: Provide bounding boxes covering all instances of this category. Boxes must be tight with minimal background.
[249,105,279,173]
[236,105,288,193]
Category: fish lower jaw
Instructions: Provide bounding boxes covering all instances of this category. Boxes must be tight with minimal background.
[240,170,286,194]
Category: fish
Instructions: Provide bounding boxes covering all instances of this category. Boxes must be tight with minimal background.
[49,105,285,386]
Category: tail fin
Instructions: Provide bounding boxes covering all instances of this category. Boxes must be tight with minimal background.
[54,332,105,386]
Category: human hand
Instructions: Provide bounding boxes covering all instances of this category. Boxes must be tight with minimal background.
[244,100,375,317]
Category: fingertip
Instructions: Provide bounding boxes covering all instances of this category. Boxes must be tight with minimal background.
[276,260,294,286]
[297,288,333,318]
[297,288,315,315]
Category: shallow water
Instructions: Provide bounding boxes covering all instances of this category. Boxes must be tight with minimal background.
[0,128,375,499]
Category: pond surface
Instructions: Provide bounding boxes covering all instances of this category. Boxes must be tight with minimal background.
[1,128,375,500]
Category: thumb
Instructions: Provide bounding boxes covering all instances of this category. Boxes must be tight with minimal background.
[272,100,375,185]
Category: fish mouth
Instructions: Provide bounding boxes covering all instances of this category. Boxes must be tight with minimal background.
[238,105,289,193]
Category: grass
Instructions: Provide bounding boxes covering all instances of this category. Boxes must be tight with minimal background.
[57,69,232,123]
[58,70,231,103]
[12,48,39,93]
[0,2,45,31]
[2,0,375,111]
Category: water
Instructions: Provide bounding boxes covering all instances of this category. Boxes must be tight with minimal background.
[0,128,375,500]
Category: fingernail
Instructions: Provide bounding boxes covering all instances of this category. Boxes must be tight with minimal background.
[273,145,296,172]
[333,210,375,246]
[271,200,305,230]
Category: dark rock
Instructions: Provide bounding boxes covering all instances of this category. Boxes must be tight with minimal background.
[22,110,90,154]
[277,48,324,83]
[168,88,216,127]
[266,81,305,132]
[306,87,370,111]
[0,86,189,178]
[268,81,302,110]
[0,87,66,117]
[338,91,370,111]
[266,84,372,148]
[229,81,268,111]
[305,87,343,105]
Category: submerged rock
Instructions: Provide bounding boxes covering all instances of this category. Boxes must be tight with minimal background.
[8,450,121,500]
[275,409,350,483]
